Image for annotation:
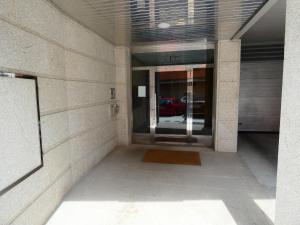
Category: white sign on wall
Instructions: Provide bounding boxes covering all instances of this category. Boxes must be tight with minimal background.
[0,76,42,194]
[138,86,146,97]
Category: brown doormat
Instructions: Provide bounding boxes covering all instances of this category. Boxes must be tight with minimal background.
[143,149,201,166]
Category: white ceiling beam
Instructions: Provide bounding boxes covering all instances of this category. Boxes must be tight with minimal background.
[232,0,280,40]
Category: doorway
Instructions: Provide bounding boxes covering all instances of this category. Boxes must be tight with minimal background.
[155,70,188,135]
[132,65,213,145]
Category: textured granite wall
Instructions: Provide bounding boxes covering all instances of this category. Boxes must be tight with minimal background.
[276,0,300,224]
[0,0,118,224]
[115,46,132,146]
[0,78,42,192]
[214,40,241,152]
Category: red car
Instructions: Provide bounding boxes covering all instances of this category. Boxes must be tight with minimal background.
[159,97,186,116]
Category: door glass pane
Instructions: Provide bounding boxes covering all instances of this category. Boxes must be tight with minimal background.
[192,68,213,135]
[155,71,187,135]
[132,70,150,133]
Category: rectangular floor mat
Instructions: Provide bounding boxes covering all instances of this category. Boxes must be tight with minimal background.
[143,149,201,166]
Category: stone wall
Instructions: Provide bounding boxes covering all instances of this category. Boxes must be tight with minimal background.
[214,40,241,152]
[276,0,300,224]
[115,46,132,146]
[0,0,118,224]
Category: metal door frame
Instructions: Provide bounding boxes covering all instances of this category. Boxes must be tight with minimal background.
[132,64,214,142]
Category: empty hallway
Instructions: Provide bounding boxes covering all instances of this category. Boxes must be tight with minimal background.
[1,0,300,225]
[45,143,276,225]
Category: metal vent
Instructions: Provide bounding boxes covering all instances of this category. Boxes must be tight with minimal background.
[49,0,267,45]
[241,44,284,61]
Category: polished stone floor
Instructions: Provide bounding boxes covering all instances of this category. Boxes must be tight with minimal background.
[46,134,278,225]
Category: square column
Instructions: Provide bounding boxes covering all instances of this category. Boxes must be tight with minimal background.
[276,0,300,224]
[214,40,241,152]
[115,46,132,146]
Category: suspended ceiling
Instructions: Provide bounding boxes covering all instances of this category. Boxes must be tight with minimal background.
[49,0,267,46]
[243,0,286,44]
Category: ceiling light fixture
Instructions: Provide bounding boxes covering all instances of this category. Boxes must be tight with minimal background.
[158,22,170,29]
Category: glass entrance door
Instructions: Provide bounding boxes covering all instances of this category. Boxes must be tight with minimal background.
[192,68,214,135]
[132,70,150,133]
[155,71,188,135]
[132,65,213,145]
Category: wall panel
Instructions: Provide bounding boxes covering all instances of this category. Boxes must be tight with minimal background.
[239,61,283,132]
[0,0,118,224]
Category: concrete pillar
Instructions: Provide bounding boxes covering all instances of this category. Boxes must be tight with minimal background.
[275,1,300,224]
[115,46,132,146]
[214,40,241,152]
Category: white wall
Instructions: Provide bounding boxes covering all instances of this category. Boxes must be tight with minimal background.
[0,78,42,192]
[239,61,283,132]
[276,0,300,224]
[0,0,118,224]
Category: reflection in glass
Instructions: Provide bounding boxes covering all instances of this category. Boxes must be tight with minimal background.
[132,70,150,133]
[132,68,213,138]
[155,71,187,135]
[192,68,213,135]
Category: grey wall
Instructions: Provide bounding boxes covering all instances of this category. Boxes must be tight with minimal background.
[239,61,283,132]
[0,0,119,224]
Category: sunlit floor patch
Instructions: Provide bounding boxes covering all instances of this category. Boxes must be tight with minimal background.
[45,145,276,225]
[47,200,237,225]
[254,199,276,223]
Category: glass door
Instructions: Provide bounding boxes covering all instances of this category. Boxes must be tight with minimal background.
[192,68,214,135]
[155,70,188,135]
[132,65,214,145]
[132,70,150,133]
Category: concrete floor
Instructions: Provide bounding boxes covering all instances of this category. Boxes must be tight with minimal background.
[238,133,279,191]
[46,134,278,225]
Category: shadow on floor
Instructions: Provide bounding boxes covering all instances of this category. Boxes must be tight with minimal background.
[238,133,279,191]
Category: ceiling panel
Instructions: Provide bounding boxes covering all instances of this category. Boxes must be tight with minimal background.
[49,0,267,45]
[241,43,284,61]
[132,49,214,66]
[242,0,286,44]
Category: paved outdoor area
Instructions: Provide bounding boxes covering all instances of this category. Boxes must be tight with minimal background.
[45,134,278,225]
[158,116,205,131]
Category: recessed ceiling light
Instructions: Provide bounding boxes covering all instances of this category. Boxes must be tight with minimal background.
[158,22,170,29]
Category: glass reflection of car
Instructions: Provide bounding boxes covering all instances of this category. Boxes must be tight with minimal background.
[193,96,206,118]
[159,97,186,116]
[180,96,206,118]
[180,96,205,104]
